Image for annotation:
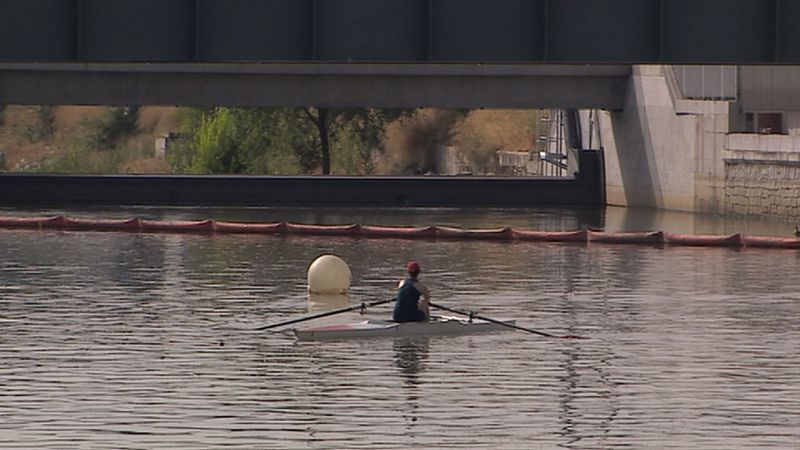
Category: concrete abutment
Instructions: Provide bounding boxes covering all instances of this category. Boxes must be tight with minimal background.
[599,65,800,221]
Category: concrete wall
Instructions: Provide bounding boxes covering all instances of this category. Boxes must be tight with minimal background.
[725,134,800,219]
[602,65,800,220]
[0,150,604,207]
[740,67,800,112]
[784,112,800,135]
[598,66,728,213]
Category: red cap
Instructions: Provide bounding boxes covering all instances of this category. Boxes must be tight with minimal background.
[406,261,421,274]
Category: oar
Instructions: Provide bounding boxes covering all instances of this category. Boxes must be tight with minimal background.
[428,302,586,339]
[255,298,395,331]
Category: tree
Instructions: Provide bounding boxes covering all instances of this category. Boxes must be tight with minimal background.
[303,107,410,175]
[190,107,243,174]
[305,107,331,174]
[170,107,307,175]
[172,106,411,175]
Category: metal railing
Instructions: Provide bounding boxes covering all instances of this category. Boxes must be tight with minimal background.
[537,110,569,177]
[671,65,737,101]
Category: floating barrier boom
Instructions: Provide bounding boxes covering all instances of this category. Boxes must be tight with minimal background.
[1,215,799,249]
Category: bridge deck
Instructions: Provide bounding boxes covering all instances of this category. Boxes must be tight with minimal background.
[0,63,630,108]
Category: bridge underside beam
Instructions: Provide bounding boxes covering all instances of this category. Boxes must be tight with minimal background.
[0,0,796,64]
[0,63,629,109]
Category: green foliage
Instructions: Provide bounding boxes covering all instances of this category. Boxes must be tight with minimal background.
[171,106,411,175]
[35,107,142,174]
[170,107,312,175]
[44,141,154,174]
[244,108,316,174]
[82,107,139,150]
[43,145,88,173]
[331,127,370,174]
[190,108,243,173]
[305,107,411,175]
[329,116,392,175]
[167,108,208,173]
[335,109,406,174]
[20,106,55,143]
[44,140,117,174]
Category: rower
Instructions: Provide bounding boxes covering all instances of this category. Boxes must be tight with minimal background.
[393,260,431,323]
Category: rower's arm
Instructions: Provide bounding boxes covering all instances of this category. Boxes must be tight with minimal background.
[416,281,431,302]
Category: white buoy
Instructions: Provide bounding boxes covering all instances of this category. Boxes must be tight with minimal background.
[307,254,351,294]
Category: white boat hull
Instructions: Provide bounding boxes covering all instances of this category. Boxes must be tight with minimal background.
[294,316,515,341]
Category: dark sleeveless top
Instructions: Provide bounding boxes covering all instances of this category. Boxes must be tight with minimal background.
[393,277,425,322]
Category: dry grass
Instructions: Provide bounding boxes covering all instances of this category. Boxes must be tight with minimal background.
[1,106,64,170]
[0,105,178,173]
[379,108,544,174]
[452,109,540,152]
[1,105,544,175]
[379,109,465,174]
[120,158,171,174]
[449,109,542,173]
[54,106,106,136]
[137,107,181,135]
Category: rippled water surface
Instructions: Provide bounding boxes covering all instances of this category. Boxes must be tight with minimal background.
[1,207,799,449]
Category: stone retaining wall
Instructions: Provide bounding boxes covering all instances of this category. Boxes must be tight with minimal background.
[725,133,800,219]
[725,160,800,218]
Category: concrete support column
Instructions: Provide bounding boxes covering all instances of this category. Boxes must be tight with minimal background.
[599,65,728,214]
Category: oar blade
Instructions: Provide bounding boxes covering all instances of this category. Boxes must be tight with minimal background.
[428,301,586,340]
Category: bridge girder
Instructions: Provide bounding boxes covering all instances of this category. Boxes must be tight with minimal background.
[0,63,630,109]
[0,0,795,64]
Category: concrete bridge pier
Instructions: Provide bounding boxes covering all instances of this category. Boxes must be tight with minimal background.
[597,66,729,215]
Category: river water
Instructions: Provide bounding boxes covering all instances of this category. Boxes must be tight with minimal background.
[1,206,799,449]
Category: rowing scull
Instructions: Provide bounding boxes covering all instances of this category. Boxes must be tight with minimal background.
[294,315,515,341]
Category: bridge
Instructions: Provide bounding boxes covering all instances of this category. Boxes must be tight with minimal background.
[0,0,797,108]
[2,1,799,214]
[1,0,794,64]
[0,63,629,109]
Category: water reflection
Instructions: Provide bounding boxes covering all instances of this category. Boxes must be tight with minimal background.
[2,206,800,449]
[393,337,430,429]
[558,341,620,449]
[307,293,351,312]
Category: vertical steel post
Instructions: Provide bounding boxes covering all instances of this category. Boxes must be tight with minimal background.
[775,0,781,62]
[426,0,433,60]
[194,0,201,61]
[658,0,664,61]
[542,0,549,61]
[311,0,318,60]
[76,0,83,61]
[701,65,705,99]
